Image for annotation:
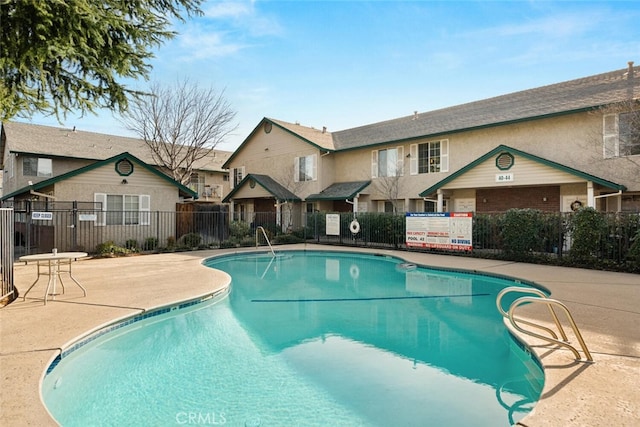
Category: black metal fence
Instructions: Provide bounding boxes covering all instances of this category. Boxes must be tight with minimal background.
[1,208,14,303]
[6,200,229,257]
[296,210,640,272]
[3,202,639,272]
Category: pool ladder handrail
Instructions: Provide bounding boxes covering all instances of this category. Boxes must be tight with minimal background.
[255,226,276,257]
[496,286,593,362]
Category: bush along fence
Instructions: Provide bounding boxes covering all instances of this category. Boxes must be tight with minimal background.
[6,204,639,273]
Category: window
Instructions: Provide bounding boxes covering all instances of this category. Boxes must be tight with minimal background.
[232,167,245,187]
[619,111,640,156]
[294,154,317,182]
[372,147,404,178]
[604,112,640,158]
[188,173,206,195]
[23,157,52,177]
[94,193,150,226]
[306,202,316,213]
[409,140,449,174]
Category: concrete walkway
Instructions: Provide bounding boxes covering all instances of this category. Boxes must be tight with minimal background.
[1,244,638,426]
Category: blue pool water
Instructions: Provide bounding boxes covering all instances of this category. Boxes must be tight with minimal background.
[43,250,544,426]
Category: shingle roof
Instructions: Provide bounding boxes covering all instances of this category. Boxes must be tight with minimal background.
[222,173,301,203]
[1,121,232,172]
[331,64,640,150]
[306,181,371,201]
[269,118,335,151]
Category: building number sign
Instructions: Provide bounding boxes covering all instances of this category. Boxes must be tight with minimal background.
[495,173,514,183]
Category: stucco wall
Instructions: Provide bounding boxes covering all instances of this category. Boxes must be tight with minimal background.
[227,125,327,199]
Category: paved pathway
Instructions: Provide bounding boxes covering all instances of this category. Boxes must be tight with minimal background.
[1,245,638,426]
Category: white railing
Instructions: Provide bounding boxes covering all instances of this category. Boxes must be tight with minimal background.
[255,226,275,257]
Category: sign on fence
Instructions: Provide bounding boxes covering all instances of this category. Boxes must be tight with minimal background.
[31,212,53,220]
[405,212,473,251]
[326,214,340,236]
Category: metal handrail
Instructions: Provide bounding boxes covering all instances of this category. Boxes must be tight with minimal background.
[496,287,567,341]
[497,286,593,362]
[255,226,276,257]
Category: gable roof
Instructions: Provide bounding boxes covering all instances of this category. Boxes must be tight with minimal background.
[1,152,198,201]
[332,64,639,150]
[222,118,334,168]
[223,65,639,159]
[1,121,231,172]
[306,181,371,201]
[418,145,627,198]
[222,173,301,203]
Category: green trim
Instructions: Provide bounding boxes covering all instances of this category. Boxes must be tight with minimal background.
[306,181,372,201]
[418,144,626,197]
[222,173,301,203]
[115,158,134,176]
[1,152,197,201]
[495,152,514,171]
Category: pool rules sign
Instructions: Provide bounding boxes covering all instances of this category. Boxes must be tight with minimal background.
[405,212,473,251]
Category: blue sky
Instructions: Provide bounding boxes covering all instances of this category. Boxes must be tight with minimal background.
[21,0,640,151]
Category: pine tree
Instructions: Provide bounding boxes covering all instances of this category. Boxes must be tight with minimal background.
[0,0,202,120]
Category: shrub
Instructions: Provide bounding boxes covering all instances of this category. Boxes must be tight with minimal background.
[501,209,546,258]
[239,236,255,247]
[229,221,250,239]
[628,228,640,264]
[166,236,176,249]
[142,237,158,251]
[273,234,304,244]
[95,241,131,256]
[125,239,138,250]
[219,240,237,249]
[180,233,202,248]
[568,207,609,263]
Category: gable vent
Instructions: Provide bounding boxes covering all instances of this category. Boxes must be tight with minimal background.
[115,159,134,176]
[496,152,514,170]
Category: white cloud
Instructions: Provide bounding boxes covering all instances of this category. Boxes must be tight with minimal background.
[178,29,249,60]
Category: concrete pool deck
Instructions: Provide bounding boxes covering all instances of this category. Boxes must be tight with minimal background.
[1,244,638,426]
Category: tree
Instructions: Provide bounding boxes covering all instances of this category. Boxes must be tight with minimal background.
[122,79,237,185]
[373,167,405,213]
[0,0,203,121]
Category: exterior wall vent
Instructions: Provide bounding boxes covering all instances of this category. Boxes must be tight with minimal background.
[115,158,134,176]
[496,152,514,170]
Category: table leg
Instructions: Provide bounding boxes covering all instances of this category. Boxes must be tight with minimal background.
[67,261,87,297]
[22,262,44,300]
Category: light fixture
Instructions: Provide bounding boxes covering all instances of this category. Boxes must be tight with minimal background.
[543,197,548,202]
[121,179,128,184]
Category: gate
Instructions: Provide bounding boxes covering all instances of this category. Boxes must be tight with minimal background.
[1,208,15,303]
[9,200,102,256]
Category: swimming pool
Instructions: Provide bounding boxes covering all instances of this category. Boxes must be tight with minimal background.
[42,250,544,426]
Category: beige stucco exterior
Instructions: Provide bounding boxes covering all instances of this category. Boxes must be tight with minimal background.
[225,107,639,220]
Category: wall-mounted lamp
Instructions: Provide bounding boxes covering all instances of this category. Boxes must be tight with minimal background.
[542,197,548,202]
[482,198,487,203]
[121,179,128,185]
[406,153,411,158]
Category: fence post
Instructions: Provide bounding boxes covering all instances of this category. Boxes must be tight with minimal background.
[0,208,15,303]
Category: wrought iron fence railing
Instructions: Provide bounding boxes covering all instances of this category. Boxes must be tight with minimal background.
[3,205,639,272]
[1,208,15,303]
